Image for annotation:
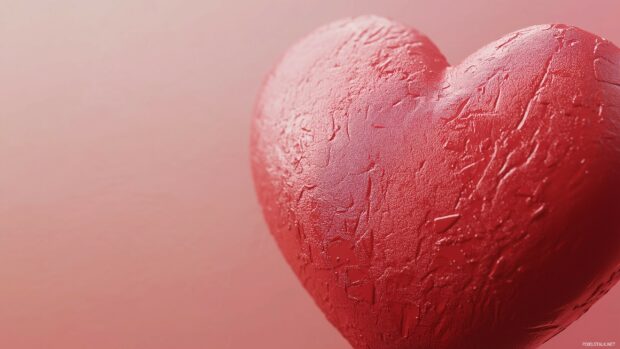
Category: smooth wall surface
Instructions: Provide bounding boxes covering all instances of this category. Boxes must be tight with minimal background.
[0,1,618,348]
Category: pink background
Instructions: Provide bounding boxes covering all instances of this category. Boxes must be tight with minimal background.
[0,1,618,348]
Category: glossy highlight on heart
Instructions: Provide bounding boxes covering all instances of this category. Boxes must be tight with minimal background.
[251,16,620,349]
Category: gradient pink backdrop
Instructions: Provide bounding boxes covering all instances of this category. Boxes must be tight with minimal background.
[0,1,618,348]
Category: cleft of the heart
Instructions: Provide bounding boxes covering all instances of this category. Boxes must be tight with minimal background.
[251,16,620,349]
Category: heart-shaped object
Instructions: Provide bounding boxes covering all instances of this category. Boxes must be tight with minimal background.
[251,16,620,349]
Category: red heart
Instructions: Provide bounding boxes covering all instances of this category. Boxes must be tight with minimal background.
[251,16,620,349]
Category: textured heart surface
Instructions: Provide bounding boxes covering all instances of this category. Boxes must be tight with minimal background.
[251,16,620,349]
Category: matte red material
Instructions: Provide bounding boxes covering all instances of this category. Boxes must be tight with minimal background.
[251,16,620,349]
